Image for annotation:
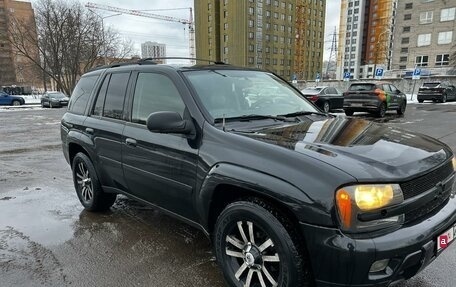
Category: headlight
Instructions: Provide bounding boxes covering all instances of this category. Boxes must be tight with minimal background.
[452,156,456,171]
[336,184,404,233]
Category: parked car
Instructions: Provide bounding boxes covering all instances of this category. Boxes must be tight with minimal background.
[41,91,69,108]
[417,82,456,103]
[61,59,456,287]
[300,86,344,112]
[343,82,407,118]
[0,92,25,106]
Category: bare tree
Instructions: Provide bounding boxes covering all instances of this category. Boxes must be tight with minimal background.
[7,0,133,95]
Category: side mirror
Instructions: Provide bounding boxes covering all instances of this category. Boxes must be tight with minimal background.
[146,111,194,136]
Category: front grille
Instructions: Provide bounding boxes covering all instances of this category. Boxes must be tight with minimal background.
[405,193,450,223]
[400,161,454,200]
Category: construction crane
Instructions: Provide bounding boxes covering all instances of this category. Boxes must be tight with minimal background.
[294,0,308,80]
[85,2,195,62]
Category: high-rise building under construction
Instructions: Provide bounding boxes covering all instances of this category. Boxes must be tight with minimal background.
[195,0,325,81]
[336,0,396,80]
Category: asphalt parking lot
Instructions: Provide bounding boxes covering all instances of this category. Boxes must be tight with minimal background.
[1,102,455,287]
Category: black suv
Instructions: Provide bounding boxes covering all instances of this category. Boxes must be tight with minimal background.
[417,82,456,103]
[61,59,456,287]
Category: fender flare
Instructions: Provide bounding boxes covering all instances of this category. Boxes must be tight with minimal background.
[196,163,320,231]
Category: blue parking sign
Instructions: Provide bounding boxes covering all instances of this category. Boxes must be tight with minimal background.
[343,72,350,81]
[413,68,421,80]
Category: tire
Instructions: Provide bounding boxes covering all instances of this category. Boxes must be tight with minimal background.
[49,102,53,108]
[397,101,406,115]
[322,101,330,113]
[72,152,117,211]
[377,102,386,118]
[214,200,312,287]
[441,95,447,103]
[344,110,354,116]
[41,102,45,108]
[418,100,424,103]
[12,100,20,106]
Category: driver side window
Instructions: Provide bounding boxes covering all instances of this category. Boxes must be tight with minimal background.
[131,73,185,125]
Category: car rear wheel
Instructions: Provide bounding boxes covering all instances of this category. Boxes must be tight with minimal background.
[377,102,386,118]
[322,101,330,113]
[72,152,117,211]
[214,200,311,287]
[397,101,406,115]
[12,100,20,106]
[344,110,354,116]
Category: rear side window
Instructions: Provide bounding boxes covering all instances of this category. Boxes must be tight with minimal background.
[349,84,376,91]
[103,73,130,120]
[131,73,185,124]
[92,74,110,117]
[422,83,440,88]
[68,75,99,114]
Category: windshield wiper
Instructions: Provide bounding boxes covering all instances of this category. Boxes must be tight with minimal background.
[214,114,298,123]
[278,111,332,117]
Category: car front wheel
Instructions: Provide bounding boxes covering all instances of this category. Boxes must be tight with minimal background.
[397,101,406,115]
[214,200,311,287]
[72,152,117,211]
[441,94,447,103]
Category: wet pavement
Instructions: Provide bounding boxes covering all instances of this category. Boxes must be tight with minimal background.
[1,103,455,286]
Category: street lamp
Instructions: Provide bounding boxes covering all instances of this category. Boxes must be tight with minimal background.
[88,10,122,65]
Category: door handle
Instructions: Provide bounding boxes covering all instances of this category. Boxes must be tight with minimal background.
[85,128,94,134]
[125,138,137,147]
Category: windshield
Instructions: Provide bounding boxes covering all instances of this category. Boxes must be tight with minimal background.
[48,92,67,99]
[183,70,317,120]
[349,83,376,91]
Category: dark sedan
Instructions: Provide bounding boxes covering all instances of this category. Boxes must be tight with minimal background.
[417,82,456,103]
[0,92,25,106]
[41,91,69,108]
[300,86,344,112]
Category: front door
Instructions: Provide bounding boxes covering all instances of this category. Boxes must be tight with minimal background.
[122,72,198,220]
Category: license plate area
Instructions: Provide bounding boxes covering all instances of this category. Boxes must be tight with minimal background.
[437,224,456,252]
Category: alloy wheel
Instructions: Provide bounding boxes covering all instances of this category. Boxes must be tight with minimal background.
[323,102,330,113]
[75,161,93,202]
[225,220,280,287]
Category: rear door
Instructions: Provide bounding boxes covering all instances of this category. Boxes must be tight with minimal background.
[83,72,131,191]
[381,83,396,108]
[326,87,344,108]
[122,71,199,219]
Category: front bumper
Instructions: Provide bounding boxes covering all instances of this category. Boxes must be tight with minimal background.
[300,195,456,287]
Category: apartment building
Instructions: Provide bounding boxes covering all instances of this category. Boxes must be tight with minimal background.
[141,41,166,64]
[336,0,396,80]
[0,0,40,87]
[195,0,325,81]
[391,0,455,76]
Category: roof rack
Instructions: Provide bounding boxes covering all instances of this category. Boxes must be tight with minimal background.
[88,57,226,72]
[138,57,226,65]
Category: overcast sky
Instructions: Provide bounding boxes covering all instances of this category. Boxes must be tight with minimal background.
[25,0,341,60]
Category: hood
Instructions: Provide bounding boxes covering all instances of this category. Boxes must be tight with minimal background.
[234,116,452,181]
